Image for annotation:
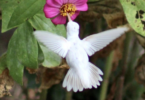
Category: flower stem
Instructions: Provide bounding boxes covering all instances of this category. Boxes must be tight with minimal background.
[115,32,132,100]
[99,51,114,100]
[39,90,47,100]
[65,91,72,100]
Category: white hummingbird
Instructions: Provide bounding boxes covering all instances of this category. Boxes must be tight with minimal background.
[33,14,129,92]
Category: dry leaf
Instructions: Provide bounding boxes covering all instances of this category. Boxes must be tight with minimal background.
[78,0,124,23]
[136,34,145,49]
[103,12,127,28]
[141,92,145,99]
[26,67,37,74]
[135,54,145,86]
[0,69,14,98]
[36,65,68,92]
[112,34,126,71]
[106,81,117,100]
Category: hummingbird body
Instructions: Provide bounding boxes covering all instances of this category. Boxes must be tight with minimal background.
[64,23,102,91]
[34,20,129,92]
[65,38,91,91]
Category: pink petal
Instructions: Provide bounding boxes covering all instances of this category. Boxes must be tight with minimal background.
[54,0,69,5]
[43,4,60,18]
[69,0,87,6]
[76,3,88,11]
[68,0,77,3]
[71,11,80,20]
[51,15,66,25]
[46,0,61,8]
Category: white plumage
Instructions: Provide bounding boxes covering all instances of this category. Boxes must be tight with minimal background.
[33,20,129,92]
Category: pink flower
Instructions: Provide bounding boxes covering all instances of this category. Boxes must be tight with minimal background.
[43,0,88,25]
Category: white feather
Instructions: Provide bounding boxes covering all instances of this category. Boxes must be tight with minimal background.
[33,31,70,58]
[62,62,103,92]
[82,27,129,56]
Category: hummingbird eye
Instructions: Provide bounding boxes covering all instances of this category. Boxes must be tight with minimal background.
[73,26,79,31]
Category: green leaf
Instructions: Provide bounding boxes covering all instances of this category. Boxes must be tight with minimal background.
[7,58,24,85]
[29,12,57,33]
[120,0,145,36]
[16,21,38,68]
[0,0,21,33]
[0,54,7,74]
[38,44,44,63]
[29,12,66,37]
[8,0,45,29]
[56,25,66,37]
[29,12,66,68]
[135,0,145,11]
[7,21,38,84]
[40,45,61,68]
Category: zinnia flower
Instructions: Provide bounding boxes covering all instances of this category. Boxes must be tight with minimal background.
[44,0,88,25]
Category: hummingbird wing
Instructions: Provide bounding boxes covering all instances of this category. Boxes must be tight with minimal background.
[82,27,129,56]
[33,31,70,58]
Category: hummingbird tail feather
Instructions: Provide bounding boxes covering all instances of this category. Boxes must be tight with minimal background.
[62,62,103,92]
[63,68,84,92]
[88,62,103,87]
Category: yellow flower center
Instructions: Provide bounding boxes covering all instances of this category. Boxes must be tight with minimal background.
[60,4,76,16]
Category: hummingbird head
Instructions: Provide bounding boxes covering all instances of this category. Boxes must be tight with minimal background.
[66,14,80,37]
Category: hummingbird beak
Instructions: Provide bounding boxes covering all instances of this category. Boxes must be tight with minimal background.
[67,13,72,22]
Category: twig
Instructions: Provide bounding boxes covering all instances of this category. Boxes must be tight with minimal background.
[65,91,72,100]
[39,89,47,100]
[125,37,140,84]
[115,32,132,100]
[99,51,114,100]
